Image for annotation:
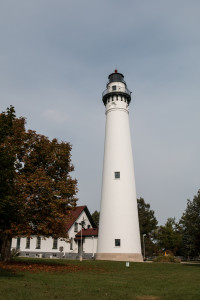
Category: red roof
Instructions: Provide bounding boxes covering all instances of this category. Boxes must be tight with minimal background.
[66,206,86,231]
[75,228,98,238]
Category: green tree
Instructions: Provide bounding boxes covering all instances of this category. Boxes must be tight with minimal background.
[137,197,158,257]
[155,218,182,255]
[180,190,200,258]
[0,107,78,261]
[92,210,100,227]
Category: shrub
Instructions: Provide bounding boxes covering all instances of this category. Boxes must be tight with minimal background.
[153,255,181,263]
[11,248,20,258]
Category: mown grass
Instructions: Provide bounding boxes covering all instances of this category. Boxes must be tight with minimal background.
[0,258,200,300]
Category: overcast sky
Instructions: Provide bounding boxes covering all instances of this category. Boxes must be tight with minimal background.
[1,0,199,224]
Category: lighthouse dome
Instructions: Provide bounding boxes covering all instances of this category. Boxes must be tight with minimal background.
[107,70,126,86]
[102,70,131,106]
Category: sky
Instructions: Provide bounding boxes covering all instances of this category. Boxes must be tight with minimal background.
[0,0,200,224]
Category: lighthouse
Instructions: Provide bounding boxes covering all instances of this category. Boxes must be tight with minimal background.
[96,70,143,262]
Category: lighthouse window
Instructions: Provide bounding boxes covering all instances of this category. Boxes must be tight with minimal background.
[112,85,116,91]
[114,171,120,179]
[115,239,121,247]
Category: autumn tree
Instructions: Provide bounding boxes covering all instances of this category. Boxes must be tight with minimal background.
[0,106,78,261]
[137,197,158,257]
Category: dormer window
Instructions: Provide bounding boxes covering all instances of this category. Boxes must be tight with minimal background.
[74,222,78,232]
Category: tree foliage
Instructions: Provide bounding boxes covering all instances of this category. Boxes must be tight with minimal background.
[155,218,182,255]
[137,198,158,236]
[137,197,158,256]
[180,190,200,257]
[0,107,78,261]
[92,210,100,227]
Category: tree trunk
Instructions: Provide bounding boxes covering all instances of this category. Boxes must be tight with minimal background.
[0,236,2,254]
[1,234,12,262]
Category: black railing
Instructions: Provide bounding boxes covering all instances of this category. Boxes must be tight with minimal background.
[102,86,131,98]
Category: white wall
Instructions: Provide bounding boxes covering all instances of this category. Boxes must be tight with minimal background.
[11,209,98,257]
[98,80,142,255]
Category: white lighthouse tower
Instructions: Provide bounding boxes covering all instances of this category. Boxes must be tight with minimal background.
[96,70,143,262]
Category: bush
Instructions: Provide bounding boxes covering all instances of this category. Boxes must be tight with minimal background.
[11,248,20,258]
[153,255,181,263]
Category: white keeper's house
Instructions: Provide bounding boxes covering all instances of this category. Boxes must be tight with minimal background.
[11,206,98,259]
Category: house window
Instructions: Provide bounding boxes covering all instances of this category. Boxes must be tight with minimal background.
[70,238,73,250]
[36,237,41,249]
[115,239,121,247]
[112,85,116,91]
[87,225,91,229]
[74,222,78,232]
[16,237,21,250]
[114,171,120,179]
[26,237,30,249]
[52,238,58,249]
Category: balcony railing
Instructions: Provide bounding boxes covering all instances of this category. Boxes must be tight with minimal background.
[102,85,131,98]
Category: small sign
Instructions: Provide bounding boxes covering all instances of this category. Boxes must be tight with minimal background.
[126,261,130,267]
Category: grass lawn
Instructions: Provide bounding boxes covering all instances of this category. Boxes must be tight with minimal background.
[0,258,200,300]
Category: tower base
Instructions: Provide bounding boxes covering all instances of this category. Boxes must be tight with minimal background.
[96,253,143,262]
